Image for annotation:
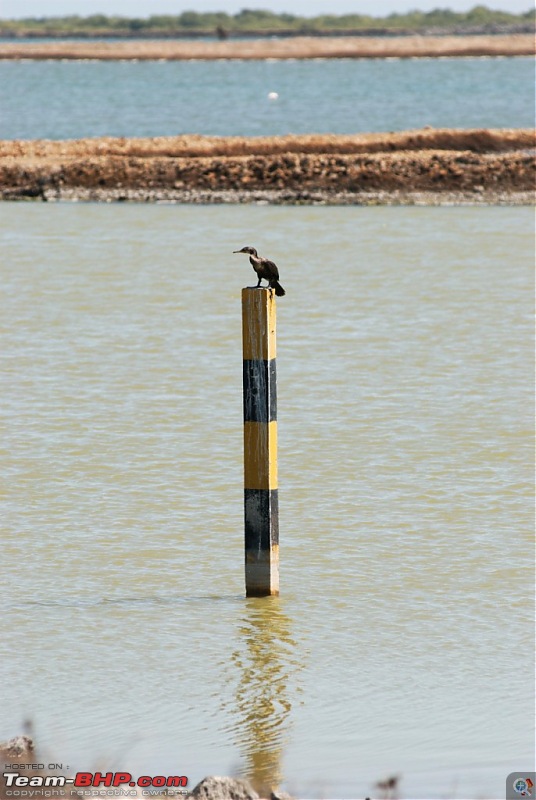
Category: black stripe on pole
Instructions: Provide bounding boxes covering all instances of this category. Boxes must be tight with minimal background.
[243,359,277,423]
[244,488,279,551]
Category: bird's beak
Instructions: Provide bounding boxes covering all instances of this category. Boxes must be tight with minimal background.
[233,249,241,253]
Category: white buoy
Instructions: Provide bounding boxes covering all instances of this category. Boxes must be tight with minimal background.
[267,91,279,100]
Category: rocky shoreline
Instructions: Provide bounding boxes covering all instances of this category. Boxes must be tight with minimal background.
[1,128,534,206]
[19,187,533,206]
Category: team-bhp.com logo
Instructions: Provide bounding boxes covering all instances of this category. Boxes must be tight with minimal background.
[3,772,188,796]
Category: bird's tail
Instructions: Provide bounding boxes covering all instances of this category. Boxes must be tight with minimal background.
[271,280,286,297]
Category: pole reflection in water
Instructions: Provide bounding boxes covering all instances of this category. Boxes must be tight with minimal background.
[228,597,302,795]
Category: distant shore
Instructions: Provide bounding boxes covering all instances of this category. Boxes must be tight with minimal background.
[1,128,534,206]
[0,33,533,60]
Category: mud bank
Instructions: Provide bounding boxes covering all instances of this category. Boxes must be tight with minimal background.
[0,33,533,60]
[1,128,534,206]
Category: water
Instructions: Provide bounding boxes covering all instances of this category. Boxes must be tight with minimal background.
[0,56,534,139]
[1,202,534,799]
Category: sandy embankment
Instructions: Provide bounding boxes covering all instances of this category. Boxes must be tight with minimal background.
[0,33,534,60]
[1,128,534,205]
[1,35,533,205]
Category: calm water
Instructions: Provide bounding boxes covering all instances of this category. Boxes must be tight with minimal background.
[1,203,534,799]
[0,56,534,139]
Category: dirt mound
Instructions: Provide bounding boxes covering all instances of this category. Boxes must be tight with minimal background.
[1,128,534,205]
[1,128,533,159]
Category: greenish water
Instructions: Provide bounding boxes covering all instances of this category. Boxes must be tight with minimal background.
[1,203,534,799]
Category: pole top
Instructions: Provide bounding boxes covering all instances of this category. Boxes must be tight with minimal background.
[242,288,277,361]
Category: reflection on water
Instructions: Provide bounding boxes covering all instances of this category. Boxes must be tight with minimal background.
[229,598,299,793]
[0,203,533,799]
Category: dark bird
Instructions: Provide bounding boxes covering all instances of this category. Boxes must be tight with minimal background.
[233,246,286,297]
[375,775,400,800]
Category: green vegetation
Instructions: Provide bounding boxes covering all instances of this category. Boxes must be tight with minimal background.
[0,5,534,37]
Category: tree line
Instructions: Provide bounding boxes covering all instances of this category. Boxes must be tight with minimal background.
[0,6,534,37]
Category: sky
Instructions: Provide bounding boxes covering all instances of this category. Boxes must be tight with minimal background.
[0,0,532,19]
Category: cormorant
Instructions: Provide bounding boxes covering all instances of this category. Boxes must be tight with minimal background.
[233,246,286,297]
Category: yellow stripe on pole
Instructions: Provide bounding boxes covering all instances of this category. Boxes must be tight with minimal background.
[244,420,278,491]
[242,288,277,361]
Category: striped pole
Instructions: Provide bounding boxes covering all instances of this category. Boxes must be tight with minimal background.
[242,287,279,597]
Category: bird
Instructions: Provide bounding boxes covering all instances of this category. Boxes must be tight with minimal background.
[375,775,400,800]
[233,246,286,297]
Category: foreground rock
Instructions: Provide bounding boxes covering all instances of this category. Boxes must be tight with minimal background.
[0,735,34,760]
[188,777,259,800]
[0,738,43,800]
[1,128,534,206]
